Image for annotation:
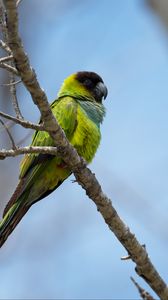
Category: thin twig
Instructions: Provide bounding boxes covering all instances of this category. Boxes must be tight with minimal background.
[0,55,13,63]
[131,277,155,300]
[0,79,21,86]
[0,118,16,149]
[0,62,19,75]
[10,76,23,119]
[0,120,14,133]
[0,110,45,131]
[0,39,11,54]
[0,6,22,119]
[121,254,131,260]
[0,4,8,41]
[0,145,58,160]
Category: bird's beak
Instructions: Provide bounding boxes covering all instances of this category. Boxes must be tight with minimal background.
[96,82,108,100]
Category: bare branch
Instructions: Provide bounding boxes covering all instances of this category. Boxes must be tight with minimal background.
[0,121,34,145]
[121,254,131,260]
[131,277,155,300]
[0,5,22,119]
[9,76,23,118]
[0,145,58,160]
[0,62,19,75]
[0,120,13,132]
[0,110,44,131]
[3,1,168,299]
[0,55,13,63]
[0,118,16,149]
[0,39,11,54]
[0,79,21,86]
[0,3,8,41]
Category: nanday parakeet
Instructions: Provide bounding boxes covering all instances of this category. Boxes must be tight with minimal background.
[0,71,108,247]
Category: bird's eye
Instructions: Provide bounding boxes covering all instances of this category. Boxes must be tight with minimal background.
[83,79,93,87]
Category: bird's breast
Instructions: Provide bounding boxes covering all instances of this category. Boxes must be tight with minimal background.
[70,104,101,163]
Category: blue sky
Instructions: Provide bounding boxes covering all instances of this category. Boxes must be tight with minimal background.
[0,0,168,298]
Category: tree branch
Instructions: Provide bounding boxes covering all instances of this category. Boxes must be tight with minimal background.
[9,75,23,119]
[0,55,13,63]
[0,4,23,119]
[0,79,21,86]
[2,1,168,299]
[0,118,16,149]
[0,120,14,133]
[131,277,155,300]
[0,39,11,54]
[0,62,19,75]
[0,145,58,159]
[0,110,44,131]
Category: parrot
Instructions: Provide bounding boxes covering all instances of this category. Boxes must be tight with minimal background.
[0,71,108,247]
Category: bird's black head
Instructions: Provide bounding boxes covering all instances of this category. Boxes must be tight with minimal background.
[76,71,108,102]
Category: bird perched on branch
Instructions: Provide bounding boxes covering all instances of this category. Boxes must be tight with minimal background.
[0,71,108,247]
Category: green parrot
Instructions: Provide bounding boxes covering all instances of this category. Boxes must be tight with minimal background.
[0,71,107,247]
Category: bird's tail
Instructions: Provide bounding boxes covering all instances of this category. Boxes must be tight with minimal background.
[0,198,30,248]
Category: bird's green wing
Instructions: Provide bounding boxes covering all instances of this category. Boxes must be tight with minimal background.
[20,96,77,179]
